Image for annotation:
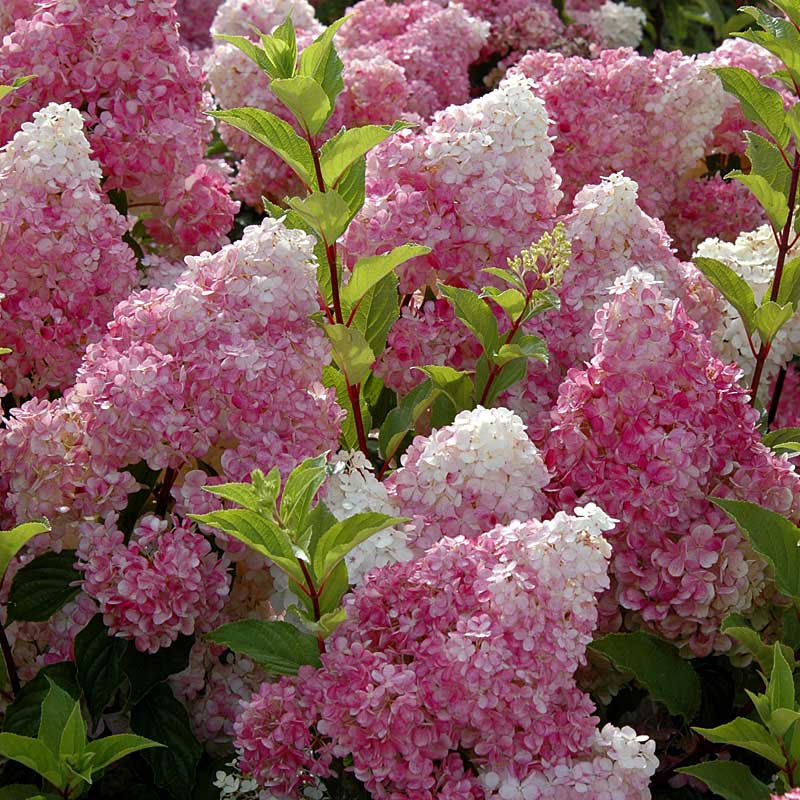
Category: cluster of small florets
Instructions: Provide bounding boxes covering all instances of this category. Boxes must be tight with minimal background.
[664,173,766,258]
[695,225,800,402]
[171,640,267,744]
[345,72,562,292]
[337,0,488,119]
[76,515,230,653]
[176,0,224,49]
[772,362,800,429]
[512,48,727,228]
[235,505,657,799]
[501,175,722,437]
[0,0,236,256]
[385,406,551,553]
[69,217,342,481]
[0,219,342,554]
[544,270,800,655]
[0,102,138,397]
[571,1,647,50]
[0,0,34,35]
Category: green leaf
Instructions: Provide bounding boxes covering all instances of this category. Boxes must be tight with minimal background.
[189,509,304,584]
[378,379,438,463]
[763,426,800,451]
[0,785,46,800]
[271,16,297,74]
[257,32,295,81]
[213,34,276,76]
[739,5,800,43]
[418,366,474,412]
[483,287,527,321]
[3,664,79,737]
[38,680,80,755]
[74,615,127,722]
[324,324,374,386]
[0,521,50,583]
[589,632,701,720]
[693,256,758,334]
[494,336,549,366]
[281,453,329,533]
[734,30,800,89]
[713,498,800,599]
[713,66,790,147]
[773,256,800,308]
[85,734,164,775]
[768,642,795,713]
[7,551,80,623]
[721,613,794,673]
[130,685,201,800]
[297,18,348,106]
[438,284,500,356]
[336,156,366,225]
[341,244,430,309]
[208,108,316,189]
[312,512,407,581]
[676,761,771,800]
[58,702,87,759]
[322,365,371,451]
[693,717,785,767]
[762,0,800,29]
[770,707,800,738]
[202,476,276,515]
[0,735,64,788]
[121,635,194,705]
[0,76,34,102]
[754,300,795,343]
[205,620,321,675]
[270,75,331,136]
[745,131,792,196]
[287,190,350,243]
[349,273,399,357]
[317,559,349,614]
[729,170,790,230]
[320,123,412,187]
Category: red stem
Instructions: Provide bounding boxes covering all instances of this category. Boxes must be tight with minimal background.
[298,559,325,654]
[478,295,531,407]
[750,150,800,406]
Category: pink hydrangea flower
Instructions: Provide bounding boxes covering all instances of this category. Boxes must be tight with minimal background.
[0,102,138,397]
[344,71,562,293]
[0,0,237,256]
[513,48,726,221]
[772,362,800,429]
[77,514,230,653]
[235,505,658,798]
[544,269,800,656]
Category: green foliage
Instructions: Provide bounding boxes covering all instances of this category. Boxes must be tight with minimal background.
[0,75,34,102]
[7,551,80,623]
[212,15,424,460]
[193,457,406,646]
[205,620,321,675]
[676,761,771,800]
[713,498,800,599]
[0,521,50,585]
[74,615,127,722]
[131,685,201,800]
[0,680,161,798]
[589,632,702,721]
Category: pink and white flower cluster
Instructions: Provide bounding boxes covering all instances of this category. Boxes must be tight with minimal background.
[235,505,658,799]
[345,71,562,292]
[0,102,137,397]
[544,270,800,656]
[0,0,238,257]
[77,514,230,653]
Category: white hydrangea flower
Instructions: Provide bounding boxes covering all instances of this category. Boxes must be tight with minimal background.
[479,723,657,799]
[210,0,319,38]
[586,1,647,49]
[326,450,412,585]
[694,224,800,400]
